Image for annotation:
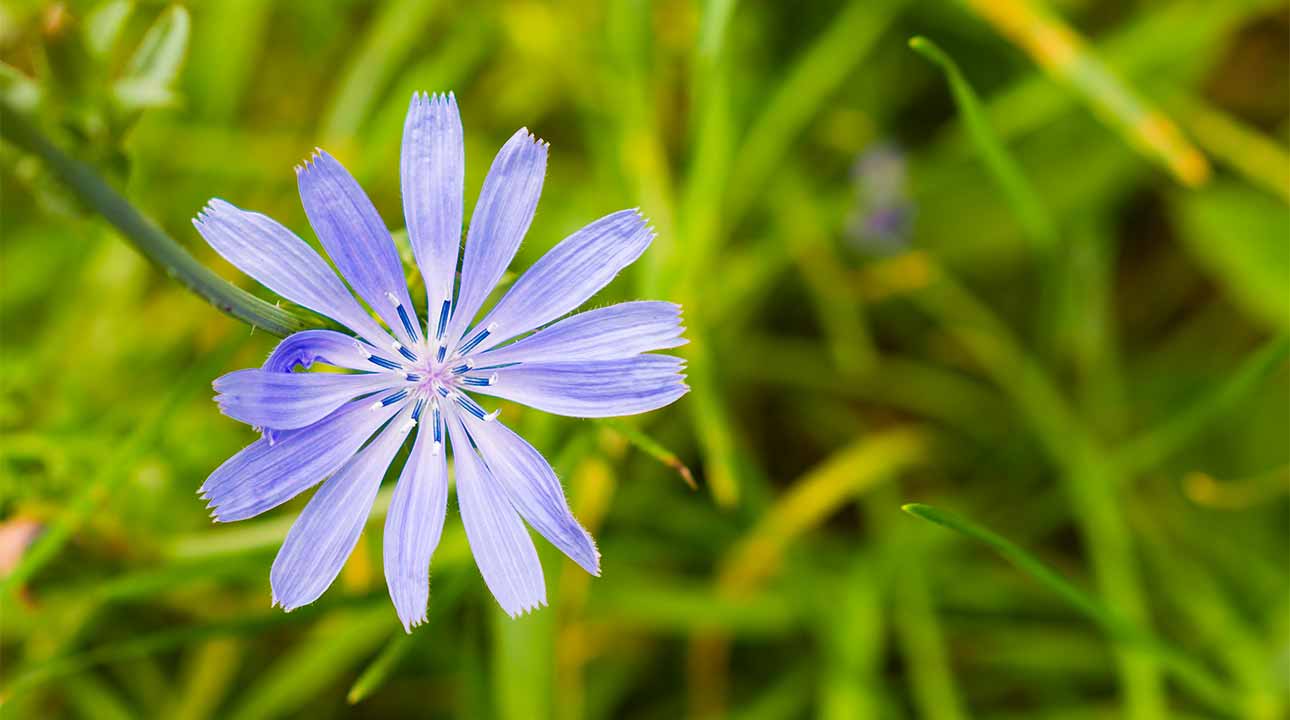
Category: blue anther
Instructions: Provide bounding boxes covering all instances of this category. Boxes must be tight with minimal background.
[411,398,425,421]
[396,304,419,341]
[450,362,473,375]
[470,362,520,372]
[436,344,447,363]
[456,326,492,355]
[368,355,402,370]
[404,373,422,382]
[435,299,451,339]
[432,405,442,443]
[462,376,492,387]
[381,389,409,406]
[454,394,488,420]
[436,385,449,397]
[397,344,418,363]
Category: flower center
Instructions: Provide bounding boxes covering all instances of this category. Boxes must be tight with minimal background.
[361,291,505,440]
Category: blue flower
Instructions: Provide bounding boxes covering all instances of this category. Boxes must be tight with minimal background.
[192,92,688,629]
[847,141,914,255]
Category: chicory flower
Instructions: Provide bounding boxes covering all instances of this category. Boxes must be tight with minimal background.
[193,92,687,629]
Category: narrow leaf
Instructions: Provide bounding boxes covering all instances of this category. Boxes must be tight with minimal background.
[115,5,190,109]
[347,633,415,704]
[902,503,1240,711]
[910,36,1058,251]
[597,418,696,489]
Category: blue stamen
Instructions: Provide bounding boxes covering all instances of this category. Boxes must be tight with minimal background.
[404,373,422,382]
[462,375,493,387]
[436,385,449,397]
[396,304,419,341]
[450,362,474,375]
[456,324,495,356]
[435,299,451,340]
[432,404,442,444]
[411,398,425,421]
[381,389,409,406]
[454,394,488,420]
[436,343,447,363]
[397,344,418,363]
[469,362,520,372]
[368,355,402,370]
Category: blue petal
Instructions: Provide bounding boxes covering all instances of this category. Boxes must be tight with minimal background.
[477,301,686,366]
[468,418,598,575]
[401,92,464,314]
[193,200,390,344]
[263,330,403,373]
[384,419,449,632]
[469,355,689,418]
[201,399,401,522]
[445,129,547,347]
[467,209,654,353]
[214,368,400,430]
[258,331,404,445]
[270,410,415,611]
[297,150,420,346]
[447,413,546,617]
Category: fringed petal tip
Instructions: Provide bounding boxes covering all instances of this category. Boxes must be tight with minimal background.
[516,126,551,150]
[504,596,549,619]
[580,538,603,578]
[270,590,307,613]
[397,610,428,634]
[393,596,430,633]
[409,90,457,110]
[630,207,659,239]
[192,198,237,228]
[294,147,330,176]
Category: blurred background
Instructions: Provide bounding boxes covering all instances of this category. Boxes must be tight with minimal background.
[2,0,1288,718]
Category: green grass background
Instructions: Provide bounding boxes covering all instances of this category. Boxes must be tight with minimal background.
[1,1,1287,718]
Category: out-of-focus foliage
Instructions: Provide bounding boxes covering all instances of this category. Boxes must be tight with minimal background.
[2,1,1287,719]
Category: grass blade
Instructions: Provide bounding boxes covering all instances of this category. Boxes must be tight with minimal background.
[902,503,1241,713]
[1177,98,1290,203]
[910,35,1058,251]
[597,418,695,489]
[347,633,416,705]
[963,0,1210,187]
[1117,335,1290,475]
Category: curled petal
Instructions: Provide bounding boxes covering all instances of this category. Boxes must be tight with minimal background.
[262,329,403,374]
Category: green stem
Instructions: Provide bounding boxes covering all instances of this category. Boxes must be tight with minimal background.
[0,100,331,338]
